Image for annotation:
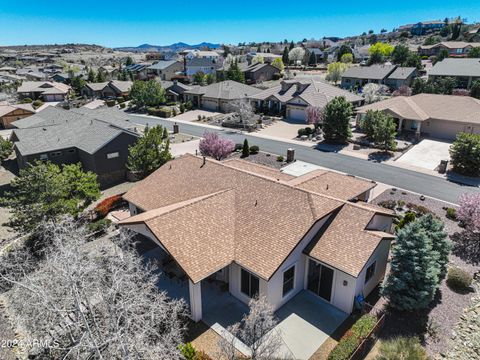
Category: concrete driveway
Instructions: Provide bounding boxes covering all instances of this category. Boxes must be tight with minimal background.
[396,138,452,171]
[258,120,312,140]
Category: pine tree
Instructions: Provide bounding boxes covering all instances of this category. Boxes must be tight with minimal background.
[417,214,451,280]
[225,60,245,83]
[381,221,440,311]
[87,69,96,82]
[242,139,249,158]
[308,51,317,66]
[96,70,106,82]
[289,41,294,50]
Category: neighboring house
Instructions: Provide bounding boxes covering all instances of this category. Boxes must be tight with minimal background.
[306,48,324,63]
[186,58,221,77]
[11,106,141,186]
[428,58,480,88]
[341,65,397,89]
[465,26,480,42]
[98,65,119,79]
[184,80,261,111]
[16,81,72,101]
[162,80,193,102]
[0,66,17,74]
[250,79,363,121]
[119,154,394,322]
[356,93,480,140]
[185,50,221,60]
[384,67,418,89]
[418,41,480,58]
[410,20,446,35]
[124,63,150,80]
[243,63,281,84]
[82,80,133,99]
[0,104,35,129]
[147,61,184,81]
[246,52,282,64]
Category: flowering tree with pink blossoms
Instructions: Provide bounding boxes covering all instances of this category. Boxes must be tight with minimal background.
[199,132,235,161]
[452,192,480,264]
[306,105,324,130]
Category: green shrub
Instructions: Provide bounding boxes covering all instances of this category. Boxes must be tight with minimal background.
[377,337,427,360]
[235,143,243,151]
[179,103,185,113]
[249,145,259,154]
[298,128,307,137]
[198,115,202,121]
[328,315,377,360]
[166,101,177,106]
[277,155,284,162]
[32,100,43,109]
[119,102,126,108]
[86,218,112,235]
[397,200,405,208]
[406,203,430,215]
[304,127,313,135]
[446,207,457,220]
[449,132,480,177]
[272,73,282,80]
[178,343,196,360]
[21,97,33,103]
[447,267,472,291]
[116,96,125,103]
[147,107,172,118]
[395,212,416,231]
[106,99,116,107]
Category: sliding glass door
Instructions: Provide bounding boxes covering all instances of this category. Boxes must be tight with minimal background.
[307,259,334,302]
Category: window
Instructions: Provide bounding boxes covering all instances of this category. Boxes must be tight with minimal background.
[241,269,259,298]
[107,152,119,159]
[49,151,62,158]
[39,153,48,160]
[365,262,376,284]
[68,149,76,153]
[282,265,295,297]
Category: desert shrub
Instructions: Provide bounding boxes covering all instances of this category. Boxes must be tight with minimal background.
[378,200,396,210]
[277,155,284,162]
[447,267,473,291]
[328,314,377,360]
[446,207,457,220]
[406,203,430,215]
[377,337,427,360]
[249,145,259,154]
[86,218,112,235]
[178,343,196,360]
[94,194,125,218]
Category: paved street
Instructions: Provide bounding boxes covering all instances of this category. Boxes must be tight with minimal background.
[130,114,479,204]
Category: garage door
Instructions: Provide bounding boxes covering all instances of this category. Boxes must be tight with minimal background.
[287,107,306,122]
[424,120,463,140]
[202,99,218,111]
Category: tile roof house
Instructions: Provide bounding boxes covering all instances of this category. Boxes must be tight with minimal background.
[184,80,262,112]
[341,65,418,90]
[186,58,221,77]
[428,58,480,89]
[250,79,363,121]
[119,154,393,321]
[16,81,72,102]
[356,93,480,139]
[11,106,141,186]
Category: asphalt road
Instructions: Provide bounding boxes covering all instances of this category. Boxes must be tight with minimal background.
[130,115,479,204]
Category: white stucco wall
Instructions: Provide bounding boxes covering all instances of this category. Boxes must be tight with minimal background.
[229,262,269,306]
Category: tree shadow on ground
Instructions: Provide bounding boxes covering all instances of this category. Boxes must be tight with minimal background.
[367,151,394,163]
[314,142,349,153]
[451,232,480,266]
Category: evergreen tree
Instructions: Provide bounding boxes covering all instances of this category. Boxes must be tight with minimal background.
[242,139,249,158]
[87,69,96,82]
[225,59,245,83]
[470,80,480,99]
[381,221,440,311]
[308,51,317,66]
[125,56,134,66]
[96,70,106,82]
[322,97,352,144]
[417,214,451,280]
[289,41,295,50]
[282,46,289,65]
[372,113,397,152]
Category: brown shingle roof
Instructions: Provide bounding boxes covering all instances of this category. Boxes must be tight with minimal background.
[121,154,391,281]
[306,204,392,276]
[223,158,294,181]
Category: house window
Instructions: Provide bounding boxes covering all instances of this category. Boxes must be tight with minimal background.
[68,149,76,153]
[49,151,62,158]
[241,269,259,298]
[107,152,119,159]
[282,265,295,297]
[39,153,48,160]
[365,262,376,284]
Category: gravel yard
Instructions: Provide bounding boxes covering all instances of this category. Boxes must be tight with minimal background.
[371,188,479,358]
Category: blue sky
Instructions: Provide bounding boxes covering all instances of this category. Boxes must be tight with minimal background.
[0,1,479,47]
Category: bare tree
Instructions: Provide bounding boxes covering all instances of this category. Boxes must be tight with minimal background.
[1,218,187,359]
[362,83,389,104]
[218,295,283,360]
[227,98,257,129]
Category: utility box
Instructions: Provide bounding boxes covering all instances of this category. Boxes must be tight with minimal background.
[286,148,295,163]
[438,160,448,174]
[173,123,179,134]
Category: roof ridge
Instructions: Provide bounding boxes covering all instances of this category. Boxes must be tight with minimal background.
[404,96,429,120]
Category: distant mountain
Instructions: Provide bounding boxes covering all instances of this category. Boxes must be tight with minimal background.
[114,42,221,52]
